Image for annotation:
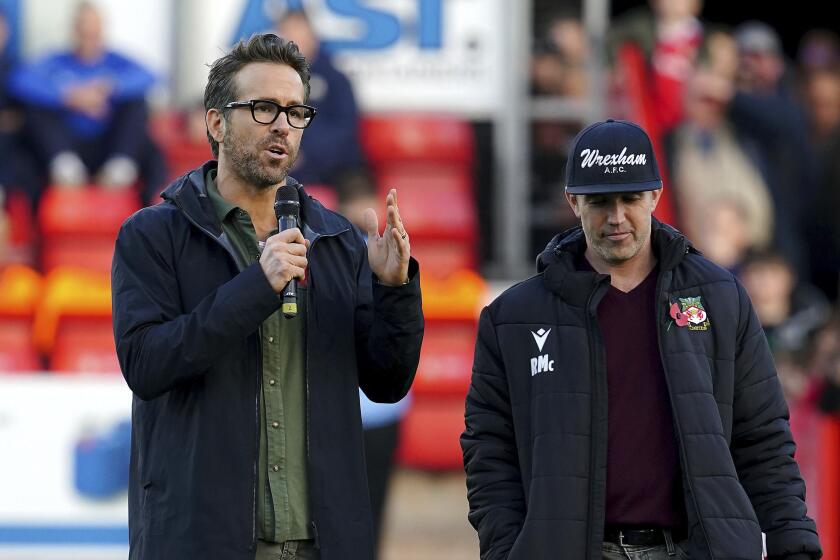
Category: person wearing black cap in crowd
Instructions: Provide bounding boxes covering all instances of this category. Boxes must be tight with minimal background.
[461,119,821,560]
[111,34,423,560]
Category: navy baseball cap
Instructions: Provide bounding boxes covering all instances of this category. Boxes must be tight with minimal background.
[565,119,663,195]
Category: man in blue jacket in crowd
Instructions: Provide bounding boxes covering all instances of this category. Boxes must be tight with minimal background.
[11,1,165,202]
[462,119,821,560]
[111,33,423,560]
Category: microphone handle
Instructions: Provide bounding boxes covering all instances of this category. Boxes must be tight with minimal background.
[278,215,298,319]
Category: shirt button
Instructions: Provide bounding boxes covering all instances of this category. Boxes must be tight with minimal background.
[272,421,279,429]
[269,379,276,386]
[272,465,279,472]
[268,336,274,343]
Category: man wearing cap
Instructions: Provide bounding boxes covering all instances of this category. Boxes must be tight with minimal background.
[461,120,821,559]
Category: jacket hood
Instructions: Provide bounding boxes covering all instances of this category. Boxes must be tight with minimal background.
[536,217,695,273]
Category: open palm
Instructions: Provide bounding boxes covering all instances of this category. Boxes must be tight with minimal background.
[364,189,410,286]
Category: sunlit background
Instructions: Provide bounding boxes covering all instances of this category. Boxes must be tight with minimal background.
[1,0,839,558]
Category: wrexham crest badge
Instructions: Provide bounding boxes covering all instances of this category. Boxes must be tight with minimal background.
[669,296,711,331]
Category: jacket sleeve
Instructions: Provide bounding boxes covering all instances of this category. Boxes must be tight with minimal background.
[461,307,526,560]
[730,280,822,559]
[354,243,424,403]
[111,210,281,401]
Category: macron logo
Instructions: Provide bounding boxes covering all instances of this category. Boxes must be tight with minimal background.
[530,328,554,376]
[531,328,551,352]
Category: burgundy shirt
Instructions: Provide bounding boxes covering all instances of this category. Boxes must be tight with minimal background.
[583,259,686,528]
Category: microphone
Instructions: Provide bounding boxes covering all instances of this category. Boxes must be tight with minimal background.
[274,185,301,319]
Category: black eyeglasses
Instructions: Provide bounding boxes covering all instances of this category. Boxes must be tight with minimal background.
[223,99,317,129]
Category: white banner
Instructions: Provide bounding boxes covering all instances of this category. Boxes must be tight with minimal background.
[180,0,507,115]
[324,0,506,115]
[0,374,131,546]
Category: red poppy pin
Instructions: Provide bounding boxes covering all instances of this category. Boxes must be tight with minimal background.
[669,296,710,331]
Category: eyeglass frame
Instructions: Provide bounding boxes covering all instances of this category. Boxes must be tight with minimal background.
[223,99,318,129]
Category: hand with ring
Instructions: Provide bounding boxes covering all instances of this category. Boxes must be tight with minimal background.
[364,188,410,286]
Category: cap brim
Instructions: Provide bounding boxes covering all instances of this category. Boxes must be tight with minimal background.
[565,179,662,195]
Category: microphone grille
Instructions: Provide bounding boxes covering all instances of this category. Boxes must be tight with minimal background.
[274,184,301,221]
[275,184,299,204]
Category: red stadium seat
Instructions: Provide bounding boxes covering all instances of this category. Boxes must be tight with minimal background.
[375,166,475,241]
[150,110,212,183]
[397,396,466,470]
[3,190,36,265]
[409,240,475,277]
[161,142,212,183]
[0,317,41,372]
[360,114,478,272]
[50,317,119,374]
[0,265,43,372]
[0,346,41,372]
[411,320,477,397]
[41,240,117,275]
[38,186,140,273]
[360,115,474,165]
[39,186,140,238]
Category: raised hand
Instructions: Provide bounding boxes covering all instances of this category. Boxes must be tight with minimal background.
[364,189,410,286]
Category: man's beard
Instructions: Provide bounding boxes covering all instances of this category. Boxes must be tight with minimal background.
[223,129,298,190]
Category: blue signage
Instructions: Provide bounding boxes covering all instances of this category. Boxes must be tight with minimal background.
[232,0,443,52]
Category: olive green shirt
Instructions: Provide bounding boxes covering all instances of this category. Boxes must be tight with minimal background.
[206,170,312,542]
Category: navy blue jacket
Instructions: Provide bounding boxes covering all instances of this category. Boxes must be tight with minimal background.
[112,161,423,559]
[461,220,821,560]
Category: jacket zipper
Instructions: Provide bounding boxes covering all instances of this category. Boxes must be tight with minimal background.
[302,227,349,549]
[654,271,715,558]
[177,205,262,549]
[584,278,609,560]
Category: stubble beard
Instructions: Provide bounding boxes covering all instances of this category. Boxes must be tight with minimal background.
[223,129,298,191]
[590,230,648,266]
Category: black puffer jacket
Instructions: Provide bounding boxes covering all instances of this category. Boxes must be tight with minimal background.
[112,162,424,560]
[461,220,820,560]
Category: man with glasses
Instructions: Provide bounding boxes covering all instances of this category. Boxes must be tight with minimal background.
[111,33,424,560]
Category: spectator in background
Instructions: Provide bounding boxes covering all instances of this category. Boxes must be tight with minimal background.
[811,316,840,415]
[738,250,830,361]
[532,10,588,98]
[798,29,840,80]
[276,9,365,188]
[803,68,840,145]
[337,169,410,558]
[804,66,840,300]
[728,21,815,279]
[609,0,704,132]
[666,65,773,270]
[739,250,830,407]
[691,198,752,272]
[0,7,40,236]
[0,7,15,252]
[9,1,165,204]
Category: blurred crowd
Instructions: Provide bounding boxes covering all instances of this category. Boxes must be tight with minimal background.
[531,0,840,418]
[0,2,375,262]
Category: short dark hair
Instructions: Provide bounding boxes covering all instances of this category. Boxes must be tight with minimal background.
[204,33,311,158]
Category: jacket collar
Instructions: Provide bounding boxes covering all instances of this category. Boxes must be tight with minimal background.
[162,160,349,237]
[538,218,694,302]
